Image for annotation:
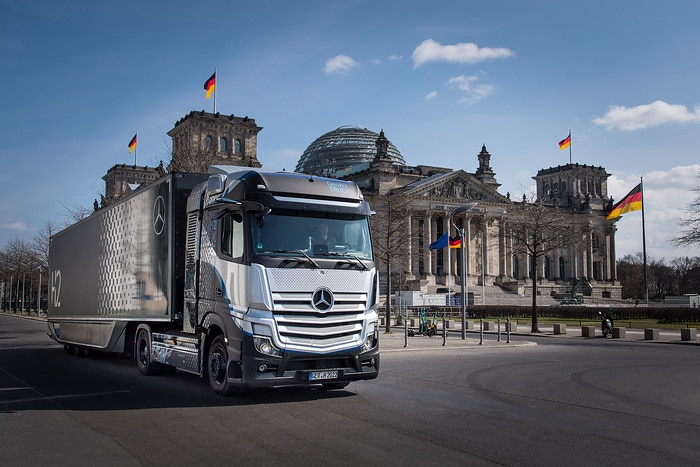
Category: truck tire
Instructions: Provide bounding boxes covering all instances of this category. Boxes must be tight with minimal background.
[207,335,242,396]
[136,329,162,376]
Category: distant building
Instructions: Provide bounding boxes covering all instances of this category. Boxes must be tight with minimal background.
[298,126,622,301]
[102,162,165,207]
[101,112,624,301]
[167,110,263,170]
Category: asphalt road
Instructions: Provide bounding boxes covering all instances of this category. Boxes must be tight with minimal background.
[2,313,699,466]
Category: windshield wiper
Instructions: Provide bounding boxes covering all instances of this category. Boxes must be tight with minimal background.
[268,249,320,268]
[324,252,368,270]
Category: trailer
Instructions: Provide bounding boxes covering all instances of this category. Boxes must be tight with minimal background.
[48,167,380,395]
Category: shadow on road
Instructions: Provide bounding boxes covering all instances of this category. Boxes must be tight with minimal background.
[0,346,357,413]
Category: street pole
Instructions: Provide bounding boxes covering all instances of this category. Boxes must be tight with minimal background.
[460,226,467,339]
[37,268,42,314]
[451,202,478,340]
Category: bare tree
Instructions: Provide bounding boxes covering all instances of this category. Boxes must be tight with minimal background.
[167,139,222,174]
[366,193,415,333]
[508,198,586,332]
[61,201,93,223]
[673,178,700,247]
[0,237,40,312]
[32,219,59,270]
[617,252,646,300]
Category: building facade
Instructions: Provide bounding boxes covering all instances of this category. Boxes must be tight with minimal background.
[103,113,623,302]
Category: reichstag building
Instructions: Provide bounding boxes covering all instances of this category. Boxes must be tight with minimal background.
[103,110,622,303]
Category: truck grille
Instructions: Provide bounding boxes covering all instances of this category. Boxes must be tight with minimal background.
[267,269,372,349]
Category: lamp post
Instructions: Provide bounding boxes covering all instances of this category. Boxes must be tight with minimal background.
[451,203,479,339]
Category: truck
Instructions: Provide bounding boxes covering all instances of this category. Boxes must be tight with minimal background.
[47,166,380,395]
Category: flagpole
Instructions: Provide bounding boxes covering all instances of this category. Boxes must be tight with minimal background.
[134,131,138,166]
[568,129,572,164]
[447,227,451,296]
[214,67,217,114]
[640,177,649,304]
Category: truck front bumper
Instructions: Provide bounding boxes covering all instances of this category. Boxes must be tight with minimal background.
[227,343,380,389]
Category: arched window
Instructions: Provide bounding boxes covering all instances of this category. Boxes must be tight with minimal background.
[220,137,227,152]
[234,139,242,154]
[205,135,213,149]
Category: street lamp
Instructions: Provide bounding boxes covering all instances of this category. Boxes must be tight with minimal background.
[450,202,479,339]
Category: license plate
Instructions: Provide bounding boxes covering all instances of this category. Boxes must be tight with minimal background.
[309,370,339,381]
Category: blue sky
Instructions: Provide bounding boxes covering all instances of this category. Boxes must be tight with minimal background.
[1,0,699,261]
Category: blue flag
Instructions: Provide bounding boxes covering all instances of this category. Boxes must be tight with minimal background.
[429,232,449,251]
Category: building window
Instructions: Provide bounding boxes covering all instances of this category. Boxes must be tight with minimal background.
[559,256,566,280]
[591,232,600,251]
[544,256,551,280]
[513,256,519,279]
[205,135,213,150]
[220,137,227,152]
[235,139,242,154]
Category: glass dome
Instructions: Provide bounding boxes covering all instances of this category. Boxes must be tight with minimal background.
[295,126,406,177]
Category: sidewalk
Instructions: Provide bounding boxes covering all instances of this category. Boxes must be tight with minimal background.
[379,322,700,351]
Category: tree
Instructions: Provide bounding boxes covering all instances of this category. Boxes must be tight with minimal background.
[673,176,700,247]
[366,193,415,333]
[617,253,646,300]
[167,139,224,174]
[0,237,40,312]
[508,198,585,332]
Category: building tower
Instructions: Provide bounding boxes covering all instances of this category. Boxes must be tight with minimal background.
[167,110,263,172]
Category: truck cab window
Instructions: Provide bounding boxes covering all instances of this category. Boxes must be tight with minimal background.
[221,213,243,259]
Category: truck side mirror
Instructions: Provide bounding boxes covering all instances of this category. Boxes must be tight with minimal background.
[207,174,226,196]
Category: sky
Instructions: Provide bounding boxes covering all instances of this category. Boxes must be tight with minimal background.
[1,0,699,262]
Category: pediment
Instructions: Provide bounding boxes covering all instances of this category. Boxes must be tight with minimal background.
[396,170,509,204]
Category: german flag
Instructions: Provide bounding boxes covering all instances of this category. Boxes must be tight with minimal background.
[204,72,216,99]
[128,134,137,153]
[607,183,642,220]
[449,237,461,249]
[558,133,571,150]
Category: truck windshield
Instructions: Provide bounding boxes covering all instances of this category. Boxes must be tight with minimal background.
[251,210,373,261]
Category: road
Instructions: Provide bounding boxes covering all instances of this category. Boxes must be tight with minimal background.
[2,313,699,466]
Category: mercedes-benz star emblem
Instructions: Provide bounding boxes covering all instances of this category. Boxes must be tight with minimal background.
[311,288,334,312]
[153,196,166,235]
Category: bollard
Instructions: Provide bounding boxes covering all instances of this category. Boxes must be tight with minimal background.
[497,318,501,342]
[507,318,511,343]
[442,316,446,346]
[479,318,484,345]
[404,318,408,348]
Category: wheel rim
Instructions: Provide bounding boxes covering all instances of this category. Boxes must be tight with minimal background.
[210,346,227,386]
[138,333,149,368]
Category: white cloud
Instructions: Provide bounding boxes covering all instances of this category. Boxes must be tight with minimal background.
[609,165,700,260]
[593,100,700,131]
[388,54,402,62]
[370,58,381,65]
[412,39,514,68]
[447,75,495,104]
[324,55,359,74]
[424,90,438,101]
[1,221,29,232]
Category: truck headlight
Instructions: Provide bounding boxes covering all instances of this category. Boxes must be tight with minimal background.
[253,336,280,356]
[361,328,378,353]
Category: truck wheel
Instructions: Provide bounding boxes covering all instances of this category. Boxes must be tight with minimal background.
[136,329,162,376]
[207,335,241,396]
